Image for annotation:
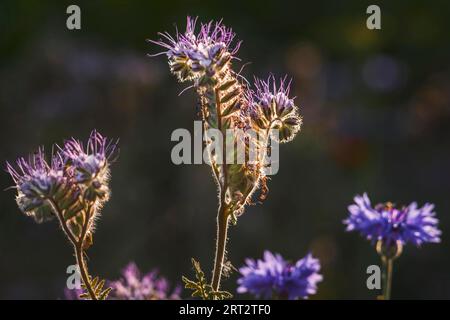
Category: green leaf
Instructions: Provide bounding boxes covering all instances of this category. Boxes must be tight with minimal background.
[90,276,99,289]
[182,258,232,300]
[98,287,112,300]
[95,279,106,295]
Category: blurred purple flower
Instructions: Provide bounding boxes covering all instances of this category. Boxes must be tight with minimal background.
[344,193,441,247]
[108,263,181,300]
[64,287,84,300]
[237,251,322,300]
[64,262,181,300]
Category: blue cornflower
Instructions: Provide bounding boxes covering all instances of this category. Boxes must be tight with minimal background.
[344,193,441,247]
[237,251,322,300]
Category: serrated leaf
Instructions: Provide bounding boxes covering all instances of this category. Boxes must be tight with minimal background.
[95,279,105,295]
[99,287,112,300]
[192,290,202,297]
[90,276,99,289]
[182,258,232,300]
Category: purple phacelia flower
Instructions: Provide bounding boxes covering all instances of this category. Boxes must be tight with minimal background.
[248,76,302,143]
[6,148,67,222]
[63,130,116,182]
[64,263,181,300]
[149,17,241,82]
[344,193,441,247]
[108,263,181,300]
[237,251,322,300]
[8,130,119,300]
[6,130,117,223]
[62,130,118,203]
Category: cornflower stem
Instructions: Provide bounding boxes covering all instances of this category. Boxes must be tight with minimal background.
[48,198,97,300]
[382,256,393,300]
[211,87,230,292]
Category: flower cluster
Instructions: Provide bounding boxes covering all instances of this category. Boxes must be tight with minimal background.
[249,76,302,143]
[65,263,181,300]
[62,131,115,204]
[150,17,240,84]
[7,130,117,249]
[151,17,302,217]
[7,130,118,300]
[108,263,181,300]
[152,16,303,297]
[7,148,68,223]
[237,251,322,300]
[344,193,441,247]
[7,130,117,236]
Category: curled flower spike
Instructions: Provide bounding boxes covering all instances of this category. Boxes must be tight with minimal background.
[249,76,302,143]
[344,193,441,247]
[6,130,118,300]
[237,251,322,300]
[150,17,241,83]
[6,149,73,223]
[62,130,118,203]
[151,17,304,296]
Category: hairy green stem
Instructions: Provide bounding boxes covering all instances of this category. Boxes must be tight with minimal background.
[382,257,393,300]
[210,87,230,292]
[74,243,97,300]
[211,200,229,291]
[48,198,97,300]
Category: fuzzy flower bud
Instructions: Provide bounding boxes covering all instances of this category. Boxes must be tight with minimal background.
[6,130,118,229]
[6,149,67,222]
[249,76,302,143]
[150,17,240,84]
[62,130,117,204]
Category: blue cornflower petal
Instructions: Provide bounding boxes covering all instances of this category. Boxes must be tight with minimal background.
[237,251,322,300]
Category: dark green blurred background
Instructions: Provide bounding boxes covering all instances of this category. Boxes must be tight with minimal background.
[1,0,449,299]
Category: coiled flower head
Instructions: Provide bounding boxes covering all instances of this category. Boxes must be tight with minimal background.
[151,18,303,220]
[344,193,441,248]
[150,17,241,84]
[237,251,322,300]
[62,130,117,203]
[6,149,67,222]
[6,130,118,232]
[249,76,302,143]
